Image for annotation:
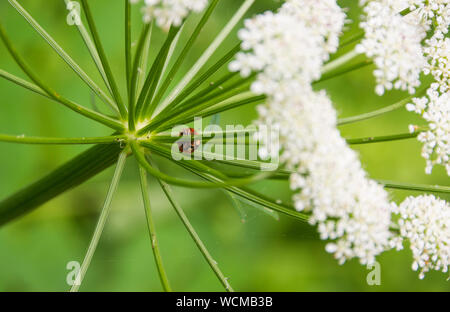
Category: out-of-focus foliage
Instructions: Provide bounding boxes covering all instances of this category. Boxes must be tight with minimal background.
[0,0,448,291]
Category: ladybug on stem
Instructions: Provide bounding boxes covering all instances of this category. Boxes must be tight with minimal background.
[177,128,201,154]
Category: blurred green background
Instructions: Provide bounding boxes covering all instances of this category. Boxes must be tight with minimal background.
[0,0,448,291]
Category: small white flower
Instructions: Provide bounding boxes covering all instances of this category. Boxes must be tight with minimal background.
[134,0,209,29]
[393,195,450,279]
[408,88,450,175]
[358,0,427,95]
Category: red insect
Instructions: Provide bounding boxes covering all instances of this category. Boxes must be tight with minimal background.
[177,128,201,154]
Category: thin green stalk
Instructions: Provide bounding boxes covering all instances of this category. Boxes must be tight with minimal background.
[125,0,132,98]
[155,43,241,116]
[134,26,180,121]
[128,24,151,132]
[339,32,364,49]
[338,90,426,126]
[70,151,127,292]
[378,180,450,194]
[156,128,257,138]
[175,71,240,109]
[146,144,308,222]
[157,0,255,114]
[136,22,153,94]
[148,0,221,115]
[8,0,118,112]
[62,0,114,100]
[0,143,124,227]
[315,59,373,84]
[321,49,360,76]
[132,141,270,188]
[0,134,126,145]
[148,142,450,197]
[150,80,253,131]
[346,131,422,145]
[153,93,266,133]
[80,0,128,119]
[138,166,172,292]
[144,27,184,117]
[149,158,234,292]
[152,129,257,144]
[0,24,124,131]
[168,74,255,119]
[0,69,52,100]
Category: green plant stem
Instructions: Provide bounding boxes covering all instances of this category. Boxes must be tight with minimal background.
[338,91,425,126]
[132,141,270,188]
[175,71,240,109]
[137,22,153,94]
[346,131,422,145]
[151,81,253,131]
[339,32,364,49]
[138,166,172,292]
[0,69,52,100]
[148,0,220,115]
[160,74,255,123]
[156,0,255,114]
[134,26,180,121]
[315,59,373,84]
[80,0,128,119]
[153,93,266,133]
[151,144,450,197]
[321,49,360,75]
[8,0,118,112]
[125,0,132,97]
[149,158,234,292]
[144,27,183,117]
[155,43,241,117]
[0,134,126,145]
[70,151,127,292]
[0,143,124,227]
[142,92,263,135]
[377,180,450,194]
[146,144,309,222]
[62,0,114,100]
[128,24,151,132]
[0,24,124,131]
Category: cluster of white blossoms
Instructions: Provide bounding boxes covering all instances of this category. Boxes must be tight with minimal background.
[393,195,450,279]
[359,0,450,175]
[229,11,326,97]
[131,0,209,30]
[279,0,348,54]
[231,0,396,265]
[357,0,427,96]
[407,88,450,175]
[259,85,395,265]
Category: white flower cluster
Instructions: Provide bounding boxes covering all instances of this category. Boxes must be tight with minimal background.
[393,195,450,279]
[359,0,450,175]
[407,0,450,36]
[407,88,450,175]
[261,85,395,265]
[229,11,326,96]
[131,0,209,30]
[231,0,396,265]
[280,0,348,54]
[357,0,427,96]
[406,1,450,175]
